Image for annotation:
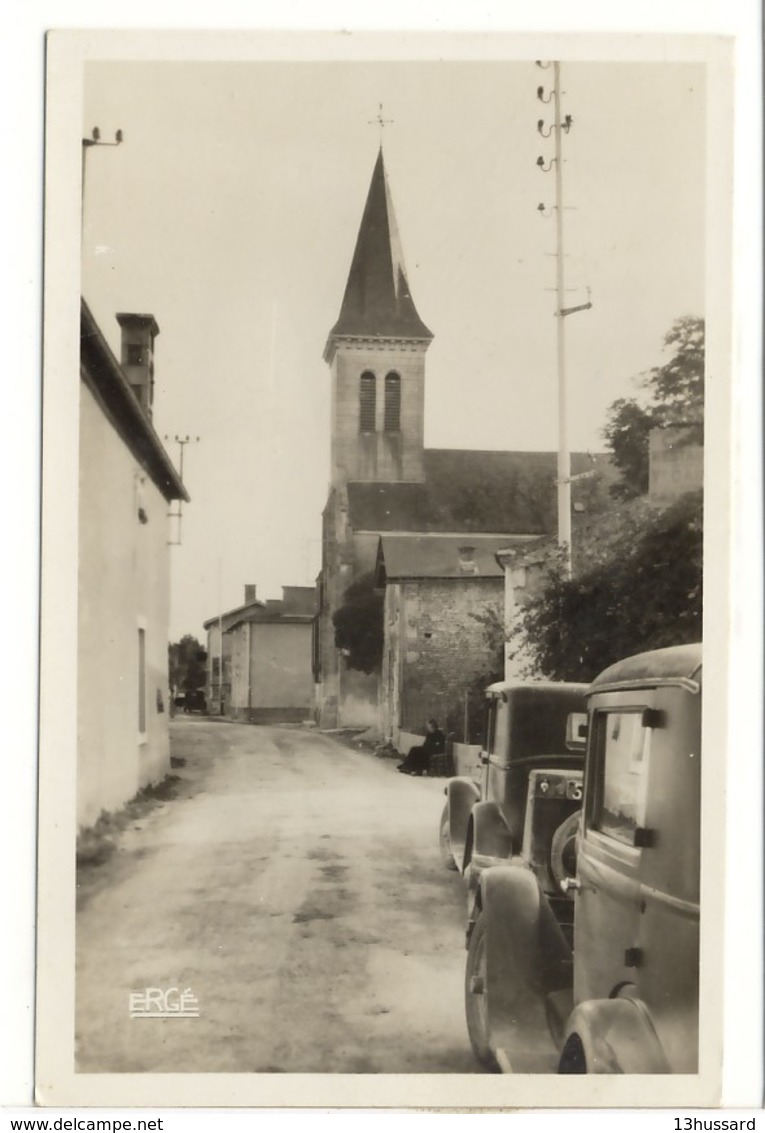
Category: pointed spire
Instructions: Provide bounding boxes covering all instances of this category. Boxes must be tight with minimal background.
[325,149,432,359]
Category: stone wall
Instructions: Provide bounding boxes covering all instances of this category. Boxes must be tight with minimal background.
[383,576,503,745]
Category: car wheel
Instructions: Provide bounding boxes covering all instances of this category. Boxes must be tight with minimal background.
[439,802,458,870]
[465,911,499,1071]
[549,809,581,891]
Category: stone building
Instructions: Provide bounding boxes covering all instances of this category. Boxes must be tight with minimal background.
[205,585,264,716]
[374,534,533,748]
[314,147,610,730]
[78,300,187,829]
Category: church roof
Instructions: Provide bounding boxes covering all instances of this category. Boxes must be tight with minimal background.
[325,148,433,358]
[347,449,613,536]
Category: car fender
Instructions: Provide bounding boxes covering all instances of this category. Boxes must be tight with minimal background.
[559,997,672,1074]
[471,866,571,1072]
[445,777,481,863]
[478,866,572,994]
[466,800,514,873]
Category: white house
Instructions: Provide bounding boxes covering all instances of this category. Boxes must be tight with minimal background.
[78,299,187,829]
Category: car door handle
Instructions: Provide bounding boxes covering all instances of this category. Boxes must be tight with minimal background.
[559,877,581,893]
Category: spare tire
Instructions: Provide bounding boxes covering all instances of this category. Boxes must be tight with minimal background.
[549,809,581,891]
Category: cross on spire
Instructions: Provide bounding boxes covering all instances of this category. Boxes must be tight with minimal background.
[368,103,394,144]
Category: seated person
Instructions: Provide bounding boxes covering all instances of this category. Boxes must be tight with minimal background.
[398,719,446,776]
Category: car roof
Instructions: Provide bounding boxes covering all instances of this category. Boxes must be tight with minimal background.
[485,681,589,700]
[589,643,702,694]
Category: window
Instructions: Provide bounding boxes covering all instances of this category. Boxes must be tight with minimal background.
[384,372,401,432]
[127,343,144,366]
[593,711,651,845]
[138,628,147,733]
[359,372,376,432]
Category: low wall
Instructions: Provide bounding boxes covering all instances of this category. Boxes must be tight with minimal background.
[398,730,422,755]
[228,706,313,724]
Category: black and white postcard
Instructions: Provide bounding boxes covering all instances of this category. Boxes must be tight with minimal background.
[34,25,757,1111]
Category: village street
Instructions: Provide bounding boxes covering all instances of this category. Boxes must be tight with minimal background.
[75,720,481,1074]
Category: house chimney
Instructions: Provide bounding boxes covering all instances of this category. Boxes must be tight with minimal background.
[458,545,478,573]
[116,312,160,419]
[244,584,258,604]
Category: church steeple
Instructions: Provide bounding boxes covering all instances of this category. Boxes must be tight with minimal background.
[325,148,432,488]
[325,148,432,362]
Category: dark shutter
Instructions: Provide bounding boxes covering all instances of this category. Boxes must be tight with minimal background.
[359,372,376,432]
[384,372,401,432]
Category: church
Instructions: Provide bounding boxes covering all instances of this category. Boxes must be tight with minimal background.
[314,148,606,734]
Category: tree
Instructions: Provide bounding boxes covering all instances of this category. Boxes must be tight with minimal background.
[601,397,654,497]
[332,572,384,674]
[603,316,704,499]
[168,634,207,696]
[507,490,703,681]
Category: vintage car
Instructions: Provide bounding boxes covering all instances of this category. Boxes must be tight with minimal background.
[464,643,702,1074]
[439,681,589,916]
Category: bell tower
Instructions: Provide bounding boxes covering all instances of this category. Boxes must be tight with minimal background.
[324,148,433,487]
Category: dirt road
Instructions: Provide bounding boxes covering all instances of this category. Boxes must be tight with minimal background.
[75,721,481,1073]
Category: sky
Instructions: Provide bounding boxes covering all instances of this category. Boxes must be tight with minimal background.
[81,56,706,641]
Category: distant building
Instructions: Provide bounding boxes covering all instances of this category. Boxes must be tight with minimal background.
[204,584,263,715]
[204,585,315,723]
[78,299,187,829]
[314,146,611,730]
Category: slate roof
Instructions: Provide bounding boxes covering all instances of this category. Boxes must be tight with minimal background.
[203,587,316,632]
[203,598,265,632]
[325,148,432,358]
[348,449,612,536]
[376,533,535,582]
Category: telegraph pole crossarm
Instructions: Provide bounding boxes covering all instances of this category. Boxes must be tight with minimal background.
[560,300,593,317]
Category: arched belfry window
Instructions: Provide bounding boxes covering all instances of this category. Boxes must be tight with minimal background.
[384,372,401,432]
[359,372,376,432]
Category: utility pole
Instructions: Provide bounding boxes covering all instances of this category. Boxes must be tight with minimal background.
[81,127,123,222]
[552,63,571,568]
[537,62,592,579]
[217,558,225,717]
[164,434,200,546]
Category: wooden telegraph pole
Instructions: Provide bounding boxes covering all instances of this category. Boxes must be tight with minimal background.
[537,63,591,579]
